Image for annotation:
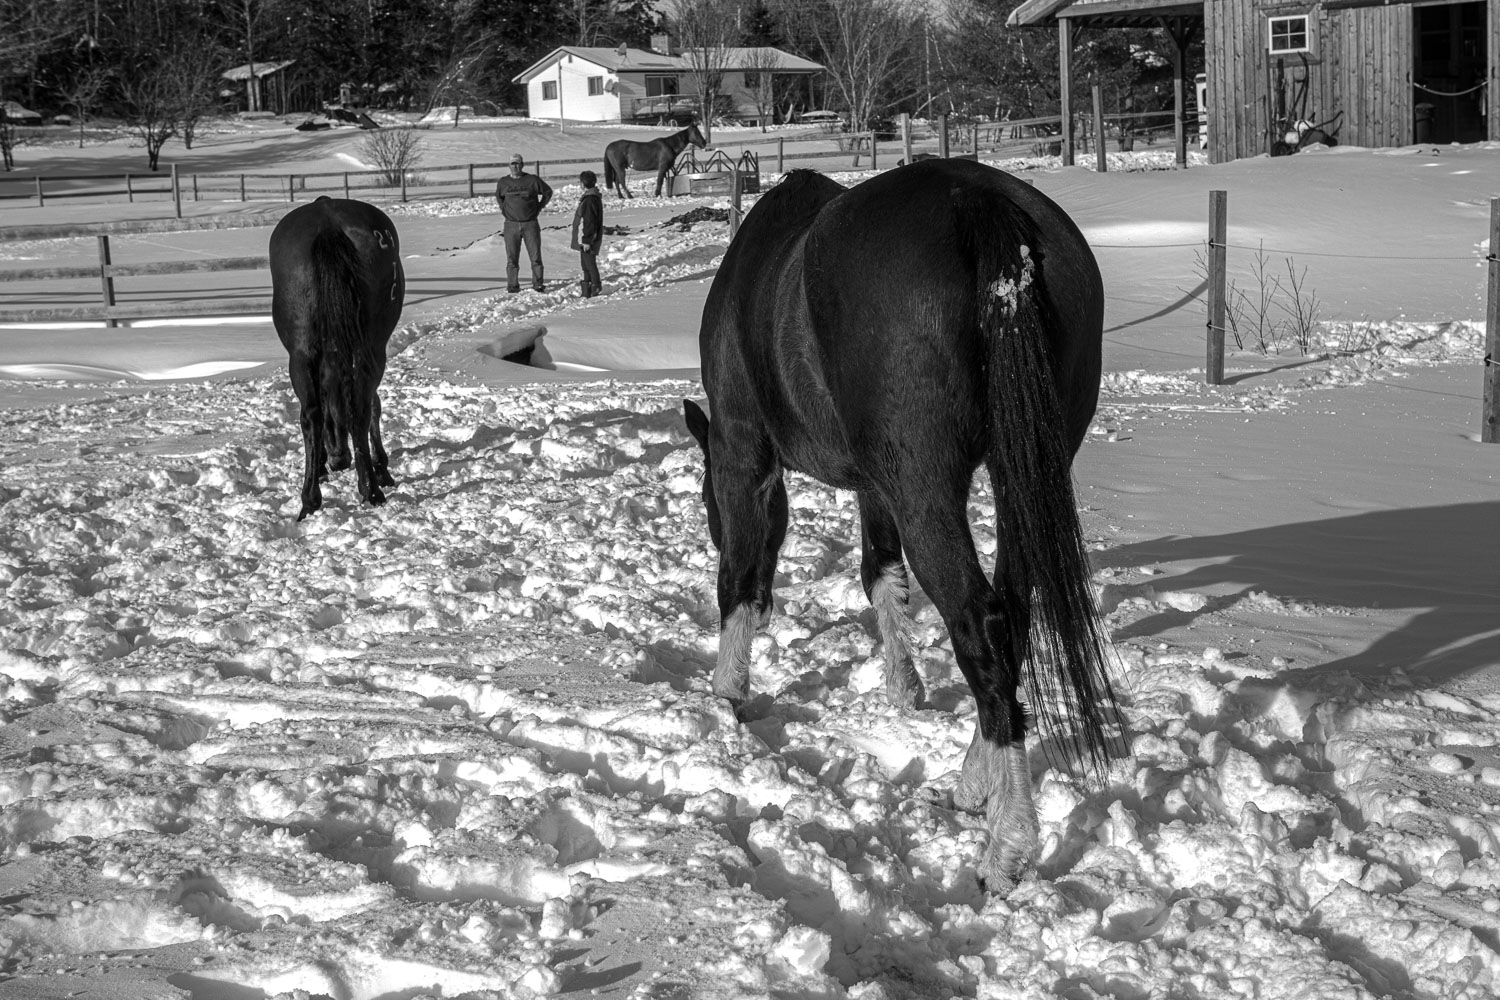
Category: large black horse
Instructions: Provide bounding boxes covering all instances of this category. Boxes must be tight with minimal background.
[683,160,1118,894]
[269,196,405,520]
[603,124,707,199]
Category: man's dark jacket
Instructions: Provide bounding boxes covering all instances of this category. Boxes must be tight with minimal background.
[496,172,553,223]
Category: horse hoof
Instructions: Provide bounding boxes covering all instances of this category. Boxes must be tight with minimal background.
[329,455,352,472]
[376,468,395,488]
[366,486,387,507]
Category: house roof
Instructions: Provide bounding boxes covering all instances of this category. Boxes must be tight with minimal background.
[513,46,823,84]
[221,60,296,81]
[1008,0,1202,28]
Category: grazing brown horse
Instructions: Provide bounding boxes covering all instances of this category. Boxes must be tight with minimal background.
[603,124,707,198]
[269,197,405,520]
[684,160,1118,894]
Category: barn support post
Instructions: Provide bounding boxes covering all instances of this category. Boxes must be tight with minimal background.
[1206,190,1228,385]
[1483,198,1500,442]
[1161,17,1195,168]
[729,165,743,241]
[1059,19,1076,166]
[900,113,912,164]
[1092,83,1107,172]
[96,235,118,329]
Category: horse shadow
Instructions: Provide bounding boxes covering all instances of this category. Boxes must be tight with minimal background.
[1100,501,1499,689]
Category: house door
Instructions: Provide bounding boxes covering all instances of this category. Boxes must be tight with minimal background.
[1413,1,1488,143]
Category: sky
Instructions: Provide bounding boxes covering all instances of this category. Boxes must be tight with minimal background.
[0,118,1497,1000]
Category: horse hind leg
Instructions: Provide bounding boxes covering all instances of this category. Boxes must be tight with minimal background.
[897,482,1037,894]
[346,359,385,507]
[369,387,395,488]
[858,491,923,709]
[320,361,352,472]
[288,351,326,520]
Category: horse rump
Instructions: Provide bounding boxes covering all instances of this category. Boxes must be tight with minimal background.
[269,197,403,520]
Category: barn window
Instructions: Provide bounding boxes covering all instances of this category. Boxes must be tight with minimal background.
[1268,15,1310,54]
[587,76,604,96]
[542,80,558,100]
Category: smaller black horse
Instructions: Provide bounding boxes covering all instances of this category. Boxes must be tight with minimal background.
[603,124,707,199]
[269,196,405,520]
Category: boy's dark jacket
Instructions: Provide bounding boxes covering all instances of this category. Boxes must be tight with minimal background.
[571,189,603,250]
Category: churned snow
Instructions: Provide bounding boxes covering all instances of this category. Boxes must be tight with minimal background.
[1,129,1497,1000]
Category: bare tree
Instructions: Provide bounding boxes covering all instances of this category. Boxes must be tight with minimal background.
[217,0,271,112]
[0,0,70,169]
[804,0,923,134]
[361,128,424,186]
[426,43,496,126]
[668,0,741,143]
[740,47,783,130]
[58,66,110,149]
[172,41,227,150]
[120,63,181,170]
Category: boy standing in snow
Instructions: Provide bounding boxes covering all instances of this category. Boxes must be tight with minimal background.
[495,153,553,293]
[571,170,604,298]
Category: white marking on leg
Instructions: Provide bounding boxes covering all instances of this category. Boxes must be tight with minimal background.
[712,603,754,703]
[870,564,923,708]
[956,729,1039,895]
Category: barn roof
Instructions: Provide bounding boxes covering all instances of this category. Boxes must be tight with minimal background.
[513,46,823,84]
[221,60,296,81]
[1008,0,1202,29]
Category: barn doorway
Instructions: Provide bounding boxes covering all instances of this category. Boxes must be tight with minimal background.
[1412,1,1488,144]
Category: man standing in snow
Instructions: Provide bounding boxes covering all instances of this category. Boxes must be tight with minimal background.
[571,170,604,298]
[496,153,553,293]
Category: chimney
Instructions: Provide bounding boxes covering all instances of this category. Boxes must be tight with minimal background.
[650,32,675,55]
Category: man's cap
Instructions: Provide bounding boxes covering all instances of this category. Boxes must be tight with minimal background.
[510,154,524,163]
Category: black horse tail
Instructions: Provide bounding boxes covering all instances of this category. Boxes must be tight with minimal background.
[964,193,1119,776]
[603,154,617,193]
[309,226,369,447]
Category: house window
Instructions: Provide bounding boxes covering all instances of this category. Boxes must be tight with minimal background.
[645,75,680,97]
[542,80,558,100]
[588,76,604,96]
[1268,15,1309,54]
[744,72,759,89]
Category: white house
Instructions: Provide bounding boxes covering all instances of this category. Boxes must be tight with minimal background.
[513,36,824,126]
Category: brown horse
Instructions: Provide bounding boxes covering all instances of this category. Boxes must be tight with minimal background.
[603,124,707,198]
[269,197,405,520]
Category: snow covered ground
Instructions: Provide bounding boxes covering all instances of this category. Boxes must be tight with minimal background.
[1,126,1498,1000]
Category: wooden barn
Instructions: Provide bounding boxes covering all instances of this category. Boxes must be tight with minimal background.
[1010,0,1499,163]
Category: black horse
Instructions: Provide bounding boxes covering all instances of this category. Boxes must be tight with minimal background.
[683,160,1118,894]
[269,196,405,520]
[603,124,707,199]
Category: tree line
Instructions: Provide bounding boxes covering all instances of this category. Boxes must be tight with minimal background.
[0,0,1198,170]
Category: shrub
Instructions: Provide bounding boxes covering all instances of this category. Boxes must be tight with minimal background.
[361,128,424,187]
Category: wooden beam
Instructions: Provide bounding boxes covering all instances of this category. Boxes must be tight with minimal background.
[0,297,273,324]
[1059,19,1075,166]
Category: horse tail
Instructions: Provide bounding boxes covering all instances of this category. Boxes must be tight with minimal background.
[604,152,618,193]
[963,191,1118,776]
[309,226,368,444]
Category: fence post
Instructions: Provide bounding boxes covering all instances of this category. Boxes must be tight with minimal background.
[288,176,295,202]
[1093,83,1107,173]
[972,121,980,158]
[239,174,246,202]
[900,113,912,165]
[126,174,134,203]
[871,133,878,170]
[171,164,182,218]
[468,163,475,199]
[1483,197,1500,442]
[97,235,118,330]
[35,176,43,207]
[401,170,408,202]
[777,137,785,174]
[1206,190,1228,385]
[938,114,950,158]
[730,165,742,241]
[344,173,350,199]
[192,174,199,202]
